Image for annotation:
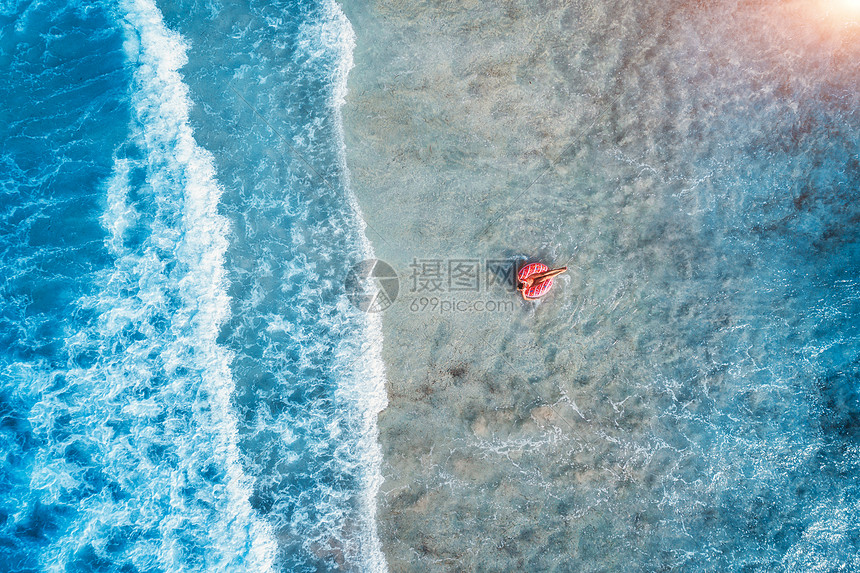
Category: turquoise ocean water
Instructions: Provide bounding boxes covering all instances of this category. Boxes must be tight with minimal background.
[1,0,385,571]
[0,0,858,572]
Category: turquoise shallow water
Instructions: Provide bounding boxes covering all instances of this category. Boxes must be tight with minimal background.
[339,0,860,570]
[1,0,858,570]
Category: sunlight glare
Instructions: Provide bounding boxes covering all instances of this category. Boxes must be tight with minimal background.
[829,0,860,19]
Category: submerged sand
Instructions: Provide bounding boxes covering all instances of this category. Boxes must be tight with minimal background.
[338,0,858,571]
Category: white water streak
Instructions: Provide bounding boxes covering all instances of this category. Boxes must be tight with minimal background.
[320,1,389,570]
[113,0,278,570]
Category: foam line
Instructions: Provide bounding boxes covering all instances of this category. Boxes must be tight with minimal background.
[316,1,389,570]
[56,1,282,570]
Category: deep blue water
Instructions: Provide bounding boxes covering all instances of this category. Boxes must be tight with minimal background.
[0,0,385,571]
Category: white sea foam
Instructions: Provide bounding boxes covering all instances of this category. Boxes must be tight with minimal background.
[115,0,279,568]
[33,1,278,570]
[26,1,387,570]
[298,2,389,571]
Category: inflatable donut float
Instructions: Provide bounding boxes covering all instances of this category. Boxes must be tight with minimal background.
[517,262,554,300]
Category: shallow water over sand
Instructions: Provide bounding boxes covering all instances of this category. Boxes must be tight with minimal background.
[341,0,860,570]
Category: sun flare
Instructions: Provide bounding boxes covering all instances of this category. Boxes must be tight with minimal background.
[793,0,860,37]
[826,0,860,20]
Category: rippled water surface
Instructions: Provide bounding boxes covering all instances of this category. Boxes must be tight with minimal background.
[338,0,860,570]
[1,0,384,570]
